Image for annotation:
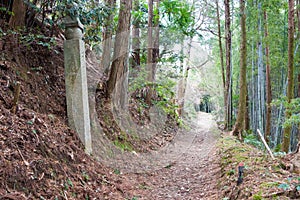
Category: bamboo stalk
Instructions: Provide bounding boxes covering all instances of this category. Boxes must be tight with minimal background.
[257,129,275,160]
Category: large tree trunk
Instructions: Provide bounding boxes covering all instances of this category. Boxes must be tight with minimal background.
[282,0,295,153]
[224,0,232,130]
[102,0,117,75]
[232,0,247,138]
[9,0,26,29]
[106,0,132,110]
[264,10,272,144]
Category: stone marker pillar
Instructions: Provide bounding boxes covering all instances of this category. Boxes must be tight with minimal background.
[64,16,92,154]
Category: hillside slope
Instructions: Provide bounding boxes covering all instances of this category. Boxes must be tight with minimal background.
[0,31,138,199]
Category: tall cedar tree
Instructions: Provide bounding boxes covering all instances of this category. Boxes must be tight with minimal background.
[232,0,247,137]
[224,0,232,130]
[282,0,295,153]
[264,10,272,143]
[106,0,133,101]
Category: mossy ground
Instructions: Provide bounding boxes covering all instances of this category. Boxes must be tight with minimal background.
[218,134,300,199]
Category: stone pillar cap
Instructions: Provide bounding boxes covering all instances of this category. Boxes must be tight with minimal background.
[64,16,84,32]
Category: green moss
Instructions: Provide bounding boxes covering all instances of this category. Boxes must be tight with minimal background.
[260,182,279,189]
[113,139,133,152]
[253,191,264,200]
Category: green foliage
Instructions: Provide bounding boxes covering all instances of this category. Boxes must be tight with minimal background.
[273,143,282,153]
[129,65,180,123]
[21,0,115,45]
[0,6,13,16]
[62,1,115,45]
[253,192,263,200]
[132,1,148,26]
[260,182,279,188]
[226,169,235,176]
[153,81,178,119]
[82,172,90,181]
[64,178,74,190]
[276,176,300,193]
[114,169,121,175]
[113,132,133,152]
[272,97,300,128]
[20,33,56,49]
[244,134,264,150]
[113,139,133,152]
[159,52,183,68]
[160,0,198,37]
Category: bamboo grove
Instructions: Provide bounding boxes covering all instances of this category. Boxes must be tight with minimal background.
[213,0,300,153]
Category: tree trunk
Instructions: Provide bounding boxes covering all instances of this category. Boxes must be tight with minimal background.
[232,0,247,138]
[9,0,26,29]
[177,38,185,116]
[106,0,133,108]
[244,86,250,130]
[145,0,154,105]
[297,0,300,39]
[153,0,160,66]
[147,0,154,80]
[216,0,226,120]
[146,0,159,105]
[132,0,141,68]
[297,0,300,139]
[224,0,232,130]
[257,2,266,135]
[282,0,295,153]
[264,10,272,144]
[298,75,300,144]
[179,37,194,116]
[250,41,257,134]
[102,0,117,75]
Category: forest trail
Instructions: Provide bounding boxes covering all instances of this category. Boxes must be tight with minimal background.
[128,112,221,199]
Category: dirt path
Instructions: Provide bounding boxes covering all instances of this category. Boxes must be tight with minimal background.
[128,112,221,199]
